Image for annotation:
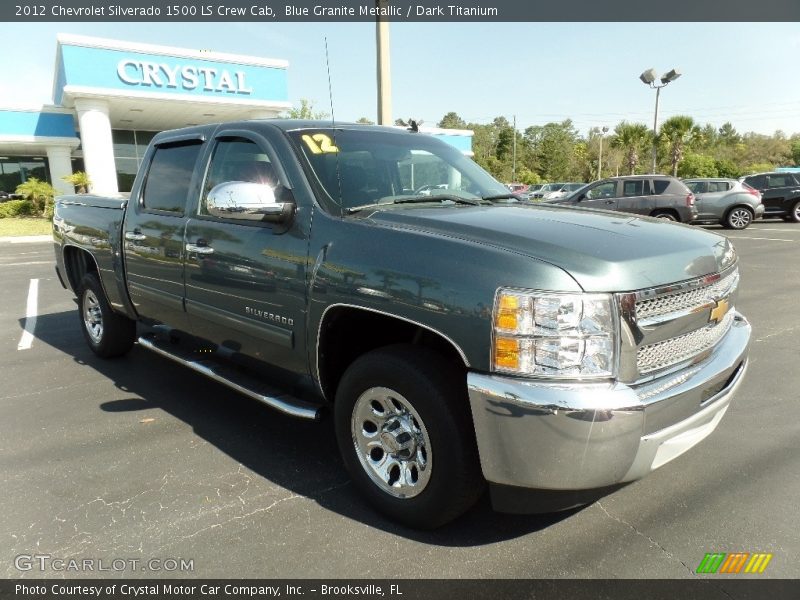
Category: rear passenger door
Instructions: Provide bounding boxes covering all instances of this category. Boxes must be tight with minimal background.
[122,135,205,330]
[765,173,800,213]
[617,178,651,216]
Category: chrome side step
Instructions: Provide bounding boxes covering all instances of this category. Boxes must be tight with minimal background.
[137,335,322,421]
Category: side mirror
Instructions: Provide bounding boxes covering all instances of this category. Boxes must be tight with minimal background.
[206,182,295,224]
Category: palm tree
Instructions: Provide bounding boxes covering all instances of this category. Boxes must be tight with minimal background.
[659,116,702,176]
[611,122,651,175]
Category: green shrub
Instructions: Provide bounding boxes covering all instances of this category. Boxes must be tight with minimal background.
[0,199,36,219]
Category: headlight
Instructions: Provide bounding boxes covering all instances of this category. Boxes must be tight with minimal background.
[492,289,618,378]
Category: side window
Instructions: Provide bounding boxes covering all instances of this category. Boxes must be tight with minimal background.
[746,175,766,189]
[652,180,670,194]
[141,142,202,214]
[585,181,617,199]
[767,174,792,188]
[622,180,645,197]
[686,181,706,194]
[201,137,277,216]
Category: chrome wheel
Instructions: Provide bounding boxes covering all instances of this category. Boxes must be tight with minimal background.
[728,208,752,229]
[82,289,103,344]
[793,202,800,222]
[351,386,432,498]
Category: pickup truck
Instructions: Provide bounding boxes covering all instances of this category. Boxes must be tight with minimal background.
[53,120,751,529]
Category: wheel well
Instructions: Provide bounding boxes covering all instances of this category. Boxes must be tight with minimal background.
[650,208,680,221]
[725,204,754,216]
[62,245,99,293]
[317,307,467,402]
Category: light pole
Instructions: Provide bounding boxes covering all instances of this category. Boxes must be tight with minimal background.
[597,125,608,180]
[639,68,681,173]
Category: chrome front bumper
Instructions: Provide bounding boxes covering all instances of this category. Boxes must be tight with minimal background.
[467,312,750,490]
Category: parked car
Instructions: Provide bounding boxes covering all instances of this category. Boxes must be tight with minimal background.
[548,175,697,222]
[740,171,800,222]
[684,178,764,229]
[53,121,749,529]
[531,182,584,200]
[542,182,586,200]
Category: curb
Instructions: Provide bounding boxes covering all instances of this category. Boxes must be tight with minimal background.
[0,235,52,243]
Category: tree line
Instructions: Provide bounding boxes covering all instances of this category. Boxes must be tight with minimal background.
[436,112,800,184]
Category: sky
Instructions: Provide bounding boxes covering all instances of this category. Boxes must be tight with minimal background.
[3,21,800,136]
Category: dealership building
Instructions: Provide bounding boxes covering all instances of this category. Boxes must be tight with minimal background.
[0,34,473,197]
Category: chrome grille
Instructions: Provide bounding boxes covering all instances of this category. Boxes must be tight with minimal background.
[636,268,739,321]
[637,310,734,374]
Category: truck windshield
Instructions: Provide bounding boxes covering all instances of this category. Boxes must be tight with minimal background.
[287,128,509,213]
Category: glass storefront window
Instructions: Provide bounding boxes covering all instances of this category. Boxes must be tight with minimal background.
[0,156,50,194]
[113,129,158,192]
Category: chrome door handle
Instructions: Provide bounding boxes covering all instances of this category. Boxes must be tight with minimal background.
[124,231,146,241]
[185,243,214,255]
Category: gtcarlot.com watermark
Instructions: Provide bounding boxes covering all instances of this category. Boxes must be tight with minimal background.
[14,554,194,573]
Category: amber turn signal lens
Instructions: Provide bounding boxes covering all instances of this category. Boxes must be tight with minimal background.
[494,336,520,370]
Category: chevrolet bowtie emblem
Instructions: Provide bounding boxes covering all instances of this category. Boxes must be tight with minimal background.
[709,298,730,324]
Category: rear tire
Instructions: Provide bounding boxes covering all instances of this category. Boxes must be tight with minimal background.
[651,210,677,221]
[78,273,136,358]
[334,345,484,529]
[723,207,754,230]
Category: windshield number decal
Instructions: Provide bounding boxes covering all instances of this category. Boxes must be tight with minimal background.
[302,133,339,154]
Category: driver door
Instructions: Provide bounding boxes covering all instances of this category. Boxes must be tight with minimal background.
[579,180,619,210]
[183,132,309,373]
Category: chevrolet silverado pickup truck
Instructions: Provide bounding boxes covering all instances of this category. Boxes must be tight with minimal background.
[53,120,750,529]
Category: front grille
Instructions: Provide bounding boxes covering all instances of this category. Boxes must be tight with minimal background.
[636,268,739,321]
[637,310,734,374]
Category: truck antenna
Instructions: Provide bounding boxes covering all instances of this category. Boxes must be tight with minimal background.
[325,37,344,217]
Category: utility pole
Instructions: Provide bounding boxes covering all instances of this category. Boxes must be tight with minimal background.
[597,126,609,180]
[511,115,517,183]
[376,1,392,125]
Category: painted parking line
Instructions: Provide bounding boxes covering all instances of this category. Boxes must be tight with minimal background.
[17,279,39,351]
[0,261,54,267]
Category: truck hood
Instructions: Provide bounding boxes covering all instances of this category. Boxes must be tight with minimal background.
[365,204,736,292]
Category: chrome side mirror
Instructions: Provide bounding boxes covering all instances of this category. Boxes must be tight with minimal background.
[206,182,295,224]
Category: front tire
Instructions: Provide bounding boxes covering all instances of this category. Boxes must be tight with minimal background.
[788,200,800,223]
[723,207,754,230]
[334,345,483,529]
[78,273,136,358]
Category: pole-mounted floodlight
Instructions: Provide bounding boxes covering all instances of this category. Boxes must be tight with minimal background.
[661,69,681,84]
[639,69,657,85]
[639,67,682,173]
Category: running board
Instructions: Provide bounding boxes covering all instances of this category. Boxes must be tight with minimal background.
[137,335,322,421]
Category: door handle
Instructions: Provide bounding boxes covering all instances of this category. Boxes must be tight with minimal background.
[185,243,214,255]
[124,231,146,241]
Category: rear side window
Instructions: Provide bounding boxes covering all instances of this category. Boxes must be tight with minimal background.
[622,180,645,196]
[686,181,707,194]
[142,142,203,214]
[767,174,794,188]
[653,180,670,194]
[707,181,731,193]
[745,175,766,189]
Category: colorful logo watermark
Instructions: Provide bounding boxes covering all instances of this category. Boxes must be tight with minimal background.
[696,552,773,574]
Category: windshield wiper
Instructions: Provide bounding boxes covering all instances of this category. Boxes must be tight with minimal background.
[480,193,521,201]
[346,194,485,214]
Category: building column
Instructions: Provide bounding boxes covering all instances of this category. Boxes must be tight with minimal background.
[46,146,75,196]
[74,98,118,195]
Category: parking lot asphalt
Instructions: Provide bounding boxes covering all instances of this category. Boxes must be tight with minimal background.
[0,222,798,580]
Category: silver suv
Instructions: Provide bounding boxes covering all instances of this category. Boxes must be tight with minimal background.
[548,175,698,222]
[684,178,764,230]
